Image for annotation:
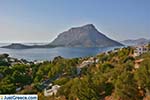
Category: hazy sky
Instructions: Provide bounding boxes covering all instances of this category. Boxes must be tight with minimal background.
[0,0,149,43]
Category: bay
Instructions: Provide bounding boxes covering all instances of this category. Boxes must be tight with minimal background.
[0,44,118,61]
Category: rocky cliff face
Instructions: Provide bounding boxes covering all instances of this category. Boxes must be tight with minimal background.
[50,24,123,47]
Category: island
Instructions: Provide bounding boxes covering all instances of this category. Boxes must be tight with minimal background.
[1,24,123,49]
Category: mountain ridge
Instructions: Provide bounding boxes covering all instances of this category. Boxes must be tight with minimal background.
[121,38,150,46]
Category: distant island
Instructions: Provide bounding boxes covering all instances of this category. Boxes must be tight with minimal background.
[1,24,123,49]
[121,38,150,46]
[1,43,56,49]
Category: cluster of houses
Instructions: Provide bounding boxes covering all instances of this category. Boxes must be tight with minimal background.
[134,44,150,57]
[133,44,150,69]
[78,57,99,68]
[76,57,99,75]
[0,53,45,67]
[0,53,32,66]
[77,44,150,70]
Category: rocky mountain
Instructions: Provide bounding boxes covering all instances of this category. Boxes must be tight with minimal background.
[121,38,150,46]
[50,24,123,47]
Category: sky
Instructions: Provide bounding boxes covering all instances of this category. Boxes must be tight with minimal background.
[0,0,149,43]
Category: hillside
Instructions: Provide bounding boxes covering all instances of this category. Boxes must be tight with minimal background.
[0,47,150,100]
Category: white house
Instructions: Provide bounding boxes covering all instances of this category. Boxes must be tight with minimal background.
[16,87,22,92]
[44,84,60,96]
[134,44,150,57]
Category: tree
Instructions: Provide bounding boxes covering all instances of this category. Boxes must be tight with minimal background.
[0,83,16,94]
[148,42,150,50]
[135,58,150,96]
[114,71,139,100]
[100,62,114,73]
[58,76,100,100]
[53,77,69,85]
[0,60,9,66]
[12,64,27,73]
[0,54,9,59]
[34,71,43,83]
[12,70,31,85]
[3,67,13,75]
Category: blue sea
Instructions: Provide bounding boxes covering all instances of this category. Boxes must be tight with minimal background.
[0,43,119,61]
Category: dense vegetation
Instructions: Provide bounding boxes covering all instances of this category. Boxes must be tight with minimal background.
[0,47,150,100]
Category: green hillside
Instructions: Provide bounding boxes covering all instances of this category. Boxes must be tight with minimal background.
[0,47,150,100]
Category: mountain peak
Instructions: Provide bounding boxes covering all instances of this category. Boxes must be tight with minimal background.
[80,24,96,31]
[82,24,95,28]
[69,24,96,31]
